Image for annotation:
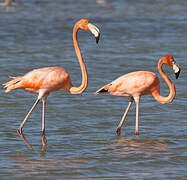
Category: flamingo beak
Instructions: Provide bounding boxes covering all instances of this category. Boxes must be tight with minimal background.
[172,62,181,79]
[87,23,100,44]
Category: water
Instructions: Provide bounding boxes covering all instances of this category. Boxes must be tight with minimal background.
[0,0,186,179]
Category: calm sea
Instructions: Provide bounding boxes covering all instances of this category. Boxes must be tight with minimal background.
[0,0,186,179]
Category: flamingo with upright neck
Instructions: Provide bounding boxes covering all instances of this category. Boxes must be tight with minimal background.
[96,55,181,136]
[3,19,100,148]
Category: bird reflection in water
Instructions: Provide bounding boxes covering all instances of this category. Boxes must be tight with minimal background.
[108,138,170,156]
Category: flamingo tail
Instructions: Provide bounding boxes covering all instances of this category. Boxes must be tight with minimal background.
[95,84,110,94]
[2,76,23,93]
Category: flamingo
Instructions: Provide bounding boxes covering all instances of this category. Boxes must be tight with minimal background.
[95,55,181,136]
[3,19,100,148]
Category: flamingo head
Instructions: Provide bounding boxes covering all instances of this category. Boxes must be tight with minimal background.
[172,60,181,79]
[77,19,100,44]
[162,55,181,79]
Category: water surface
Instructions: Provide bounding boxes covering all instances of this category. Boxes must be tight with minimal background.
[0,0,186,179]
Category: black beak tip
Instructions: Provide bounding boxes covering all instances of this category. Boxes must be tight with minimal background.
[95,34,100,44]
[175,68,181,79]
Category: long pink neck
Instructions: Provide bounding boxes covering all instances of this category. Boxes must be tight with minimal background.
[69,24,88,94]
[152,59,176,104]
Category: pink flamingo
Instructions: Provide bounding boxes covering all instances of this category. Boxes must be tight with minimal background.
[3,19,100,148]
[96,55,181,136]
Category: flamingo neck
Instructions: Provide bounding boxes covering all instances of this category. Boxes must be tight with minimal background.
[70,24,88,95]
[152,59,176,104]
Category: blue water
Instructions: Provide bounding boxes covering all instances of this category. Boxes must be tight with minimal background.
[0,0,186,179]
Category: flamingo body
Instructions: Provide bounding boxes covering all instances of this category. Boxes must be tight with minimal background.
[5,67,73,94]
[103,71,159,97]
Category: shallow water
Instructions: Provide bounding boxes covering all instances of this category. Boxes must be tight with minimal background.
[0,0,187,179]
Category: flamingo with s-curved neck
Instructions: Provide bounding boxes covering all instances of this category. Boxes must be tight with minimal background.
[96,55,181,136]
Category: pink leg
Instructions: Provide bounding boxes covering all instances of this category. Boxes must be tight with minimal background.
[18,133,33,150]
[134,96,140,136]
[116,97,133,136]
[17,98,40,135]
[42,98,47,149]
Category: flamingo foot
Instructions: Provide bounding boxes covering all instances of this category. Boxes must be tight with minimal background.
[42,135,47,145]
[17,128,33,150]
[42,131,47,150]
[42,136,47,151]
[135,131,139,136]
[116,127,121,136]
[17,127,23,135]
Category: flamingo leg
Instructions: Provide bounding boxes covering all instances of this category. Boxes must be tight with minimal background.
[17,98,40,135]
[18,133,33,150]
[134,96,140,136]
[116,97,133,136]
[41,98,47,149]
